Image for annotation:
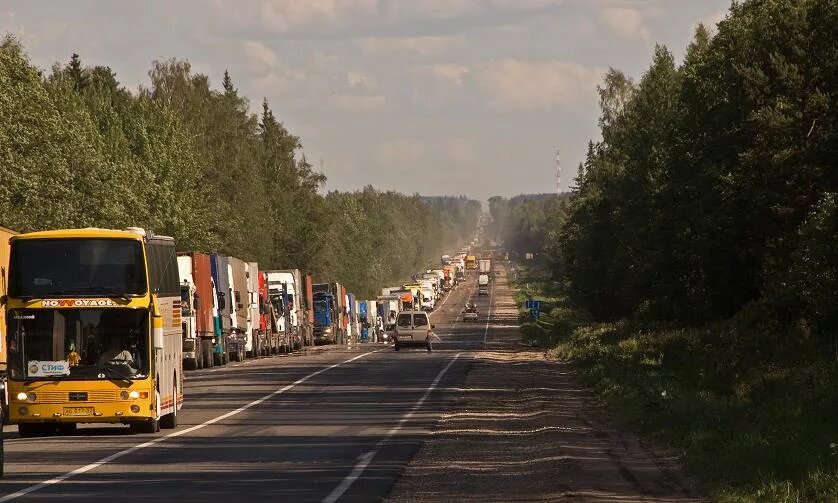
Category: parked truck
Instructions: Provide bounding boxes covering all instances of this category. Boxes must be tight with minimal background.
[177,252,216,370]
[257,270,278,355]
[246,262,261,358]
[228,256,249,362]
[347,292,358,343]
[376,295,401,332]
[338,284,349,344]
[301,273,314,347]
[478,258,492,275]
[210,254,231,366]
[266,269,304,350]
[313,282,345,345]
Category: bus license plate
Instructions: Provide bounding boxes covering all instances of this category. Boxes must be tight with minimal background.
[63,407,94,417]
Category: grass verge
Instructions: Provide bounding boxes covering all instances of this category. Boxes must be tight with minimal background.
[512,264,838,502]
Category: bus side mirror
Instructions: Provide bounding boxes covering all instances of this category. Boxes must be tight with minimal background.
[153,314,164,350]
[151,295,164,350]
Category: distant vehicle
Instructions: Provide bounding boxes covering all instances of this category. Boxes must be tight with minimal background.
[465,255,478,270]
[478,259,492,274]
[394,311,434,352]
[478,274,490,296]
[463,303,479,322]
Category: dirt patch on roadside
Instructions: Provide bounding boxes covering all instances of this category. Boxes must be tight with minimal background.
[387,346,707,502]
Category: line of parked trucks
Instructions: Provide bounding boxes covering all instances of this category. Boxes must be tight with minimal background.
[176,251,385,369]
[0,223,492,374]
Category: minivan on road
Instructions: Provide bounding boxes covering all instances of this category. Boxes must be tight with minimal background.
[394,310,434,352]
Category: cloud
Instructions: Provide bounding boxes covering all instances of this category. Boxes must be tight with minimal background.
[600,7,651,42]
[382,0,482,20]
[474,58,602,112]
[417,63,470,86]
[412,63,471,106]
[702,8,728,30]
[212,0,378,34]
[328,92,386,111]
[376,138,426,164]
[241,41,278,78]
[358,35,463,59]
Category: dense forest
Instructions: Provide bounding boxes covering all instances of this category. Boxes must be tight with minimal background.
[491,0,838,343]
[0,38,480,298]
[561,0,838,337]
[490,1,838,499]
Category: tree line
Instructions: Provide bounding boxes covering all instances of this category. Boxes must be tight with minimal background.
[0,37,480,299]
[492,0,838,352]
[564,0,838,348]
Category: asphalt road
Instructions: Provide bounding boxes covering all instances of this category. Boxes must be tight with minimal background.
[0,270,499,502]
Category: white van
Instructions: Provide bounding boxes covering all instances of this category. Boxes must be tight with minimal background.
[394,310,434,352]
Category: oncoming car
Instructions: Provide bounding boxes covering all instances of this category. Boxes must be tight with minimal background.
[394,310,434,352]
[463,303,479,322]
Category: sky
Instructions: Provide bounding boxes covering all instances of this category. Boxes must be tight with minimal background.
[0,0,731,201]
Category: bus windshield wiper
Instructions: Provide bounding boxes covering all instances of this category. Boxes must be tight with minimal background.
[99,364,133,383]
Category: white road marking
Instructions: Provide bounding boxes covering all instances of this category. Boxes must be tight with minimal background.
[323,352,462,503]
[482,277,495,345]
[0,350,382,503]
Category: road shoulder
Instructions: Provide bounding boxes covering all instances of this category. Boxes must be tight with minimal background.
[387,280,707,502]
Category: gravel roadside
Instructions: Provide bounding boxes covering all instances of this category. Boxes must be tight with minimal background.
[387,267,707,502]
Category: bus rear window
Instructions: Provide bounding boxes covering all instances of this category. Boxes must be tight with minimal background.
[9,239,146,297]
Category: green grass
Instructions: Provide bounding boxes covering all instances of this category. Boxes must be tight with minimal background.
[514,265,838,502]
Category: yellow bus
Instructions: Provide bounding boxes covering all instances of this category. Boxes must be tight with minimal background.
[1,228,183,436]
[465,255,478,270]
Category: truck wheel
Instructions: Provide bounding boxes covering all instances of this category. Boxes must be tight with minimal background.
[202,340,214,368]
[183,358,198,371]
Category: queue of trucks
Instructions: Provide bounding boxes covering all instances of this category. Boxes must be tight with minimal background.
[0,221,491,432]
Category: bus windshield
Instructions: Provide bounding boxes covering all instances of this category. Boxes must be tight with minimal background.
[9,238,146,298]
[6,308,150,380]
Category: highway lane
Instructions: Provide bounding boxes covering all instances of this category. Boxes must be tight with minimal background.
[0,270,494,502]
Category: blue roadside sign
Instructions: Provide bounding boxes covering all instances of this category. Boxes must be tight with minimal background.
[525,299,542,319]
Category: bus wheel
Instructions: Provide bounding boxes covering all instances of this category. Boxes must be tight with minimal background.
[57,423,77,435]
[130,419,158,434]
[160,384,178,429]
[18,423,46,438]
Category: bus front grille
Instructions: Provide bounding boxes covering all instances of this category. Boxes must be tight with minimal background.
[35,391,119,403]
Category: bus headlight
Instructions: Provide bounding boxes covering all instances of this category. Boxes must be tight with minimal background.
[129,390,140,399]
[16,392,35,401]
[16,392,28,401]
[120,391,129,400]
